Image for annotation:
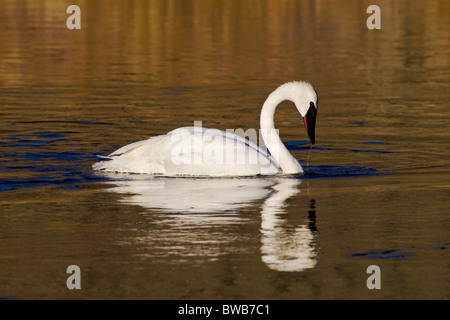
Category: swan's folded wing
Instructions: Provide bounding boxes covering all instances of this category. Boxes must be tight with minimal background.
[108,137,156,157]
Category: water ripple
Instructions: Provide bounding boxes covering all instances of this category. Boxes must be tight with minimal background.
[0,133,388,191]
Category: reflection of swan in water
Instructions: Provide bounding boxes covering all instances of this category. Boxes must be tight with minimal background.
[105,174,272,214]
[260,179,318,272]
[102,174,317,271]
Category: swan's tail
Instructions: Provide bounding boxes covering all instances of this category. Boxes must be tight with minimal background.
[92,154,166,174]
[92,155,113,171]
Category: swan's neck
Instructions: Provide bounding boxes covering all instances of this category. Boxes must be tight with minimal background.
[260,91,303,174]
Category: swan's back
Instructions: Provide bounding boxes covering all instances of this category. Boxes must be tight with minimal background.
[92,127,280,176]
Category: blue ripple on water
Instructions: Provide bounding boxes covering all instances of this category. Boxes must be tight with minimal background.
[303,165,381,178]
[347,243,448,260]
[285,141,395,154]
[1,133,391,190]
[285,140,394,178]
[0,131,110,191]
[347,249,415,260]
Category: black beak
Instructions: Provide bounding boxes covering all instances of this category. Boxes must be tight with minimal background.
[303,102,317,145]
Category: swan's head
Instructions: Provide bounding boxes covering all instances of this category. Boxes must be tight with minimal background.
[275,81,318,144]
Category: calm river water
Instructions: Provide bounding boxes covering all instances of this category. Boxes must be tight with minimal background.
[0,0,449,299]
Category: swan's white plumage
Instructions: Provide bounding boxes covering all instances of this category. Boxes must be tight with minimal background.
[92,81,318,176]
[93,127,280,176]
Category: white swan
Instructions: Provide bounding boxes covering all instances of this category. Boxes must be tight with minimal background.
[92,81,318,176]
